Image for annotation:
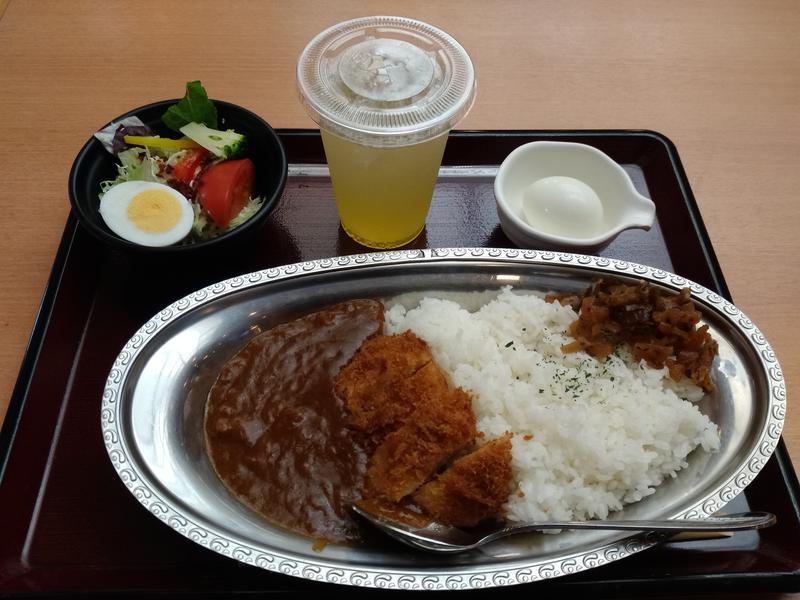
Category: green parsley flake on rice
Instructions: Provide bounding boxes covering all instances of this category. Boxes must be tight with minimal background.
[385,286,720,523]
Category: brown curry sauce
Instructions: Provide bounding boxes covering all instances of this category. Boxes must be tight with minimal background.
[204,299,384,543]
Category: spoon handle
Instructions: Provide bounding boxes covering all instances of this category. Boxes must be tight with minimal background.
[485,511,775,542]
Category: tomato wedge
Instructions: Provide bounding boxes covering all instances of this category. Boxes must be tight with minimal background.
[196,158,255,228]
[172,148,210,184]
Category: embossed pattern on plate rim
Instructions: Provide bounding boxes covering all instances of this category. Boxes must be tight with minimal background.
[101,248,786,590]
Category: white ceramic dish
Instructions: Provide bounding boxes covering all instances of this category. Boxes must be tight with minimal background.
[494,142,656,249]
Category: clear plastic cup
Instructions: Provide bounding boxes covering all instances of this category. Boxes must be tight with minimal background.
[297,16,476,249]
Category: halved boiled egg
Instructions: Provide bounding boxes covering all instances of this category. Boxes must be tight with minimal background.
[521,176,604,238]
[99,181,194,247]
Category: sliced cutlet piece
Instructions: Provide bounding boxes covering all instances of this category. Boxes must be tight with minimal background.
[413,434,513,527]
[334,331,440,434]
[365,387,477,502]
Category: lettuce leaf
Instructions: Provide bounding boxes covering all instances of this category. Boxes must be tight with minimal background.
[111,123,153,155]
[162,81,218,132]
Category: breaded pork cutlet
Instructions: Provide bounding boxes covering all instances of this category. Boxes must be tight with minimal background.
[334,331,439,436]
[365,387,477,502]
[413,434,513,527]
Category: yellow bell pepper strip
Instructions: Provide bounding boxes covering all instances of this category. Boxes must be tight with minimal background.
[123,135,201,151]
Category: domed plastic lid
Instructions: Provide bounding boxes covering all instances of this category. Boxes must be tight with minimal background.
[297,16,476,146]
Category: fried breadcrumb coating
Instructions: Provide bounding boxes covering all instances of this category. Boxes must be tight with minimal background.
[413,434,513,527]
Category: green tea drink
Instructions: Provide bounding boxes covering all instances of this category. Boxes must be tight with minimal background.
[297,17,476,249]
[320,129,447,247]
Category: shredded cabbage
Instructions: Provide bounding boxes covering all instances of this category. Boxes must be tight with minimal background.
[188,196,265,242]
[99,147,166,196]
[166,148,190,168]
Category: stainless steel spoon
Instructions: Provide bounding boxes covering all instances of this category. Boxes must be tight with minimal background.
[352,505,776,554]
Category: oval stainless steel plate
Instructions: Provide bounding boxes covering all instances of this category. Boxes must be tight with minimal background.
[101,248,786,590]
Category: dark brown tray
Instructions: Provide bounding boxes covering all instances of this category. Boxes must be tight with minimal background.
[1,130,799,597]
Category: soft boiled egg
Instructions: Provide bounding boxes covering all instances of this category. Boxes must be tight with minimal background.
[521,176,604,238]
[99,181,194,247]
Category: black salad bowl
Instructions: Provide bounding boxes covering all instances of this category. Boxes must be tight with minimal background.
[68,99,288,254]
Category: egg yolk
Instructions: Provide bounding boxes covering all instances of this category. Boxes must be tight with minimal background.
[127,189,183,233]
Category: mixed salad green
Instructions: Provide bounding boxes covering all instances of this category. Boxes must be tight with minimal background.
[96,81,263,243]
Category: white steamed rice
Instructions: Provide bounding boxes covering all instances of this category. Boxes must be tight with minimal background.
[385,287,720,523]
